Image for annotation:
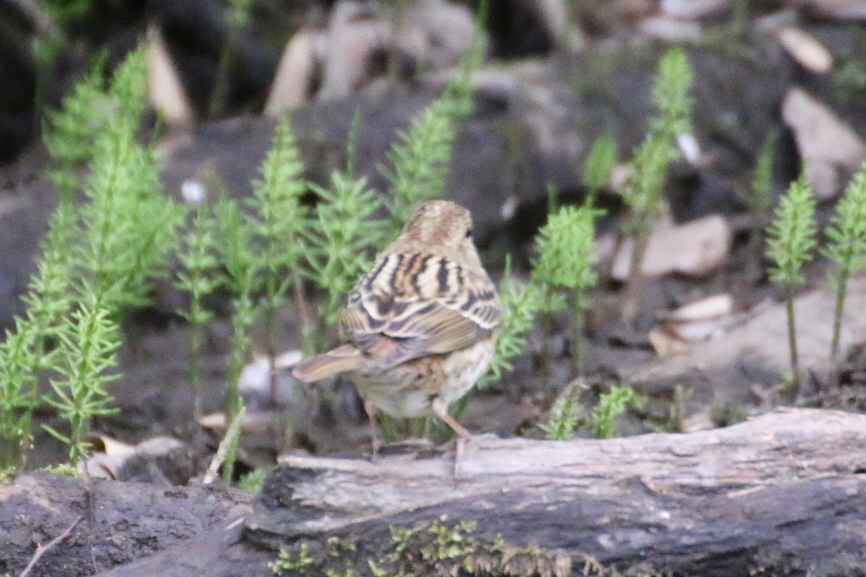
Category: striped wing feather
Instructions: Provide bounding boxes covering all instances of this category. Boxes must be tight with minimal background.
[339,252,500,369]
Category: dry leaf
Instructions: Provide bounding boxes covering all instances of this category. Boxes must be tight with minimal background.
[776,26,832,73]
[783,87,866,200]
[607,214,732,280]
[265,28,325,115]
[318,2,389,101]
[147,26,194,126]
[81,435,185,479]
[660,0,733,19]
[198,411,285,437]
[660,293,733,322]
[639,16,703,40]
[651,294,733,355]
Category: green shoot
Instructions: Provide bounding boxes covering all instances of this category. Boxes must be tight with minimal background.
[650,48,694,140]
[0,205,76,468]
[380,42,477,231]
[2,46,167,469]
[478,257,547,387]
[582,133,617,205]
[271,543,315,575]
[532,204,599,376]
[246,116,310,401]
[239,468,270,493]
[74,125,180,311]
[175,201,224,420]
[540,383,582,440]
[42,57,108,199]
[589,384,636,439]
[823,161,866,359]
[42,296,121,467]
[620,47,693,325]
[215,198,261,482]
[766,176,818,396]
[303,172,388,352]
[43,47,148,201]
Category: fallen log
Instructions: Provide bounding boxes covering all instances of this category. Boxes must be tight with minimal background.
[95,408,866,577]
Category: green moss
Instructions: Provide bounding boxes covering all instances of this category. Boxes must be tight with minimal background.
[271,543,315,575]
[41,463,77,476]
[271,515,573,577]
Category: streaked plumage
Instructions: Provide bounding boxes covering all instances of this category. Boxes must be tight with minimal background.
[292,200,501,451]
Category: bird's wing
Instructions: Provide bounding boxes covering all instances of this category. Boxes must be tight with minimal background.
[339,252,501,369]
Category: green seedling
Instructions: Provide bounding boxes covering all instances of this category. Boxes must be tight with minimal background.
[532,203,599,376]
[823,161,866,360]
[766,176,818,397]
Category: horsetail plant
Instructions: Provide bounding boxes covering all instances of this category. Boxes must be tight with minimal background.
[43,46,148,201]
[42,296,121,468]
[303,172,388,353]
[42,58,108,200]
[823,161,866,360]
[620,47,693,324]
[540,383,582,440]
[215,198,261,482]
[532,203,599,376]
[582,133,617,205]
[1,46,165,469]
[73,125,180,311]
[590,384,637,439]
[478,256,547,387]
[0,205,76,468]
[380,38,478,232]
[176,201,224,421]
[246,116,310,402]
[766,176,818,396]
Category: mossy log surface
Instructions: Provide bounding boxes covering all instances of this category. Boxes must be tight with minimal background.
[3,408,865,577]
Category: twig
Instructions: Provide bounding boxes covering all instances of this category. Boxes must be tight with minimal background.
[203,405,246,485]
[19,515,82,577]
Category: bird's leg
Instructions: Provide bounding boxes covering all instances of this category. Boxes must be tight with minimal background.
[364,400,382,460]
[432,398,471,476]
[431,397,471,438]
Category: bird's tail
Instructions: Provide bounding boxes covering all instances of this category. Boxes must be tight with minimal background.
[291,344,366,382]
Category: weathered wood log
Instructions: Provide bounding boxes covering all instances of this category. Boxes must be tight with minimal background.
[89,408,866,576]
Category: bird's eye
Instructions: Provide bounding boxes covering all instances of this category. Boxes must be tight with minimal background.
[465,228,473,238]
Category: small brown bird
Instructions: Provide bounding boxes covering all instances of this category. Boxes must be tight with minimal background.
[292,200,501,454]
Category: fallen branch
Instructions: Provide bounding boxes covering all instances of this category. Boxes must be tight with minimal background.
[19,515,82,577]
